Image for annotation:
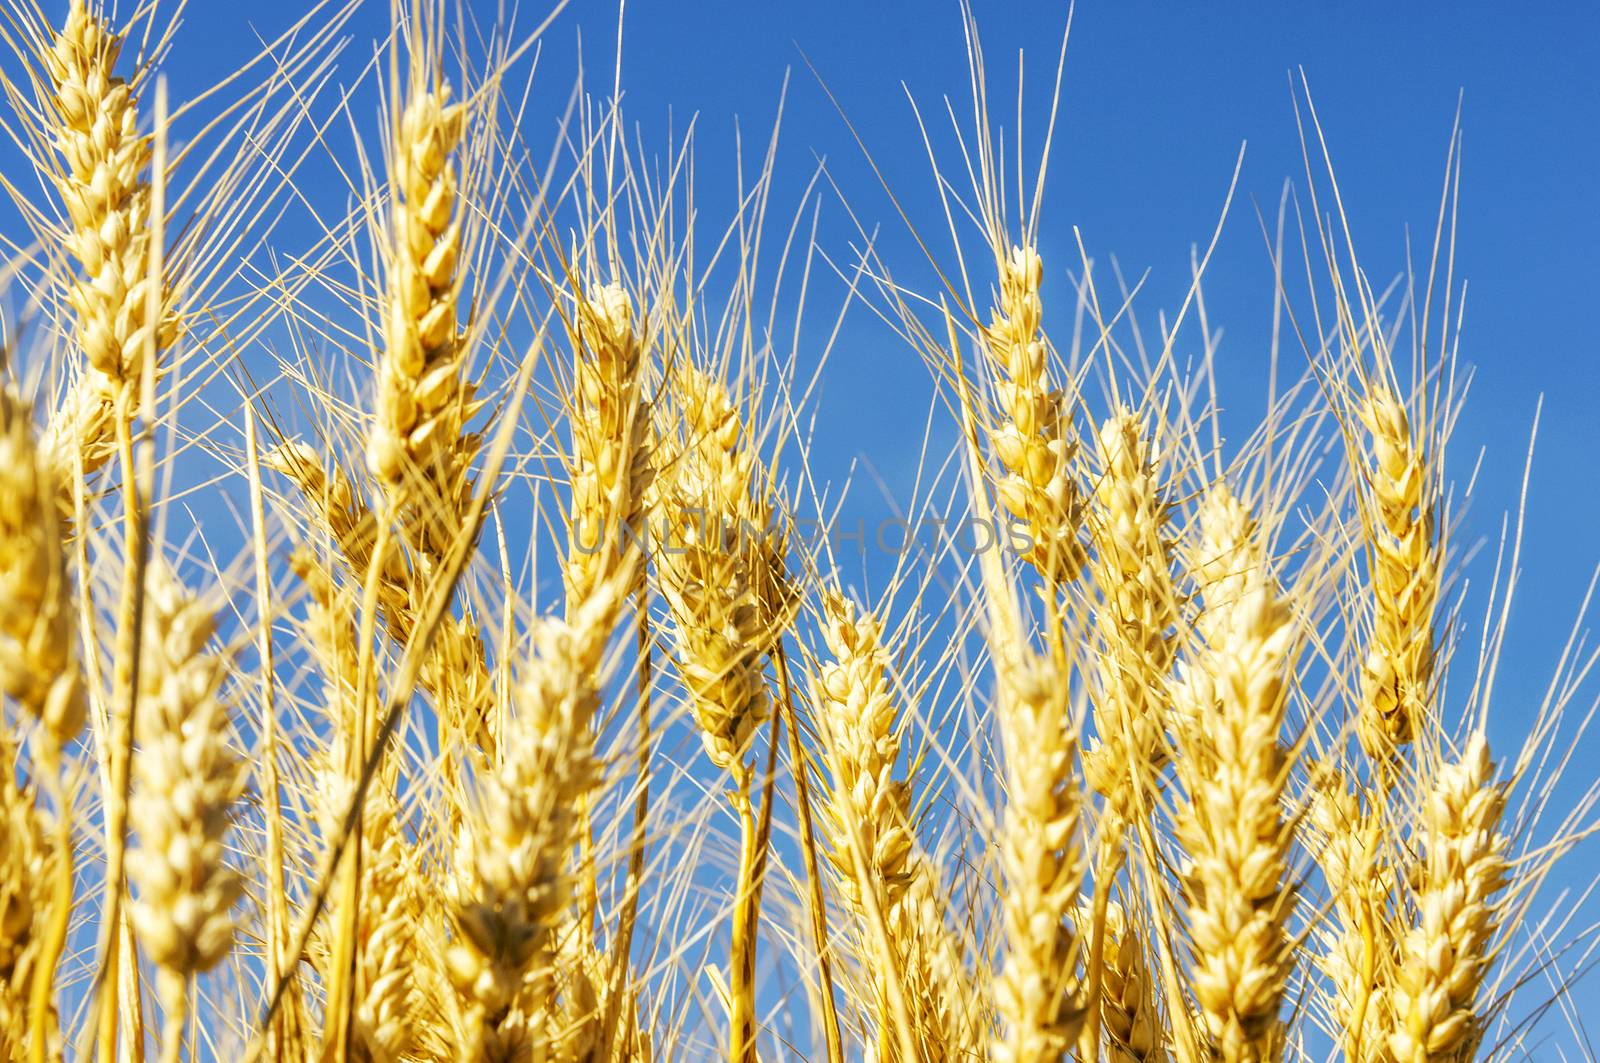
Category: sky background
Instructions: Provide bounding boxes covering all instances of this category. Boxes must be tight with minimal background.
[30,0,1600,1048]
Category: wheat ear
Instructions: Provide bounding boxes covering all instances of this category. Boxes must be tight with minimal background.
[1171,486,1298,1062]
[809,587,977,1058]
[982,245,1085,587]
[125,566,246,1063]
[0,385,85,750]
[1355,380,1439,763]
[41,0,176,503]
[1083,407,1179,816]
[1079,899,1165,1063]
[948,301,1088,1063]
[369,79,481,559]
[1079,407,1179,1056]
[0,750,56,1057]
[0,383,87,1062]
[271,443,497,760]
[812,590,920,1057]
[654,365,788,1062]
[565,281,653,612]
[291,546,425,1063]
[562,278,651,941]
[1309,769,1395,1063]
[1387,734,1507,1062]
[445,585,617,1062]
[991,645,1088,1063]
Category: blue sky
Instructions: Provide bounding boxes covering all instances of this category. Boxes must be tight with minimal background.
[33,0,1600,1044]
[162,2,1599,586]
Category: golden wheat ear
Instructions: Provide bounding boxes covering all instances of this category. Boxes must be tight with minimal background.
[1352,377,1441,768]
[445,585,617,1062]
[1169,483,1299,1062]
[979,244,1087,590]
[370,77,480,562]
[1387,733,1507,1062]
[125,564,247,1063]
[40,0,179,504]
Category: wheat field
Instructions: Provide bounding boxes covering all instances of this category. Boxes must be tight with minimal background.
[0,1,1597,1061]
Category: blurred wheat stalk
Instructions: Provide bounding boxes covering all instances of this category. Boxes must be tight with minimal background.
[0,2,1595,1062]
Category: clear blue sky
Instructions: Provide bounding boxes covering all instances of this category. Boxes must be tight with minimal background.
[163,3,1600,634]
[75,0,1600,1038]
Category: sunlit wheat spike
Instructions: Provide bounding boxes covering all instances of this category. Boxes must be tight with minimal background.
[992,646,1088,1063]
[1308,767,1396,1063]
[1355,379,1440,762]
[1082,900,1164,1063]
[369,74,481,558]
[0,751,56,1055]
[653,364,775,783]
[1387,734,1507,1062]
[814,589,915,915]
[446,586,615,1062]
[1084,407,1179,819]
[982,244,1086,588]
[42,0,177,489]
[0,385,85,747]
[893,852,981,1058]
[126,565,247,1060]
[272,442,497,757]
[564,280,654,616]
[811,589,926,1055]
[351,783,425,1063]
[1171,485,1298,1063]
